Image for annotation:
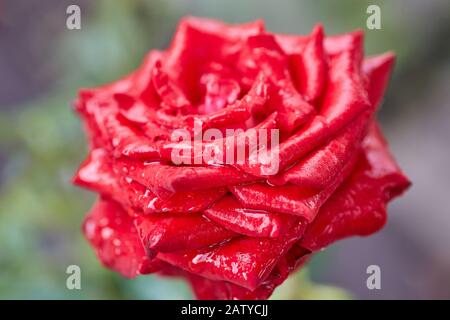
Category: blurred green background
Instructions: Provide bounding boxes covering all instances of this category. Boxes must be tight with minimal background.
[1,0,449,299]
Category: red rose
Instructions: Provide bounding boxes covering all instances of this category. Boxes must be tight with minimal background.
[73,17,410,299]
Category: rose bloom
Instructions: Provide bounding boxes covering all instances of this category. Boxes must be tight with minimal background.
[73,17,410,300]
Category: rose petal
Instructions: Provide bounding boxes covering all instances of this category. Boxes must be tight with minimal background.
[289,24,326,102]
[117,158,260,196]
[83,198,158,277]
[204,196,292,238]
[301,122,411,251]
[158,220,306,290]
[135,213,236,252]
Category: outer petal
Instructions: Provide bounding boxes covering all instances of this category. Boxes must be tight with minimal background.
[270,111,369,188]
[320,34,370,134]
[230,144,357,222]
[204,196,292,238]
[73,148,121,197]
[363,52,395,109]
[289,25,327,102]
[301,122,411,251]
[135,213,236,253]
[83,198,158,277]
[158,221,306,290]
[117,159,260,196]
[125,179,227,215]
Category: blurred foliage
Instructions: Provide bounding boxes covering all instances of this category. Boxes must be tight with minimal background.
[271,270,352,300]
[2,0,446,299]
[0,0,193,300]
